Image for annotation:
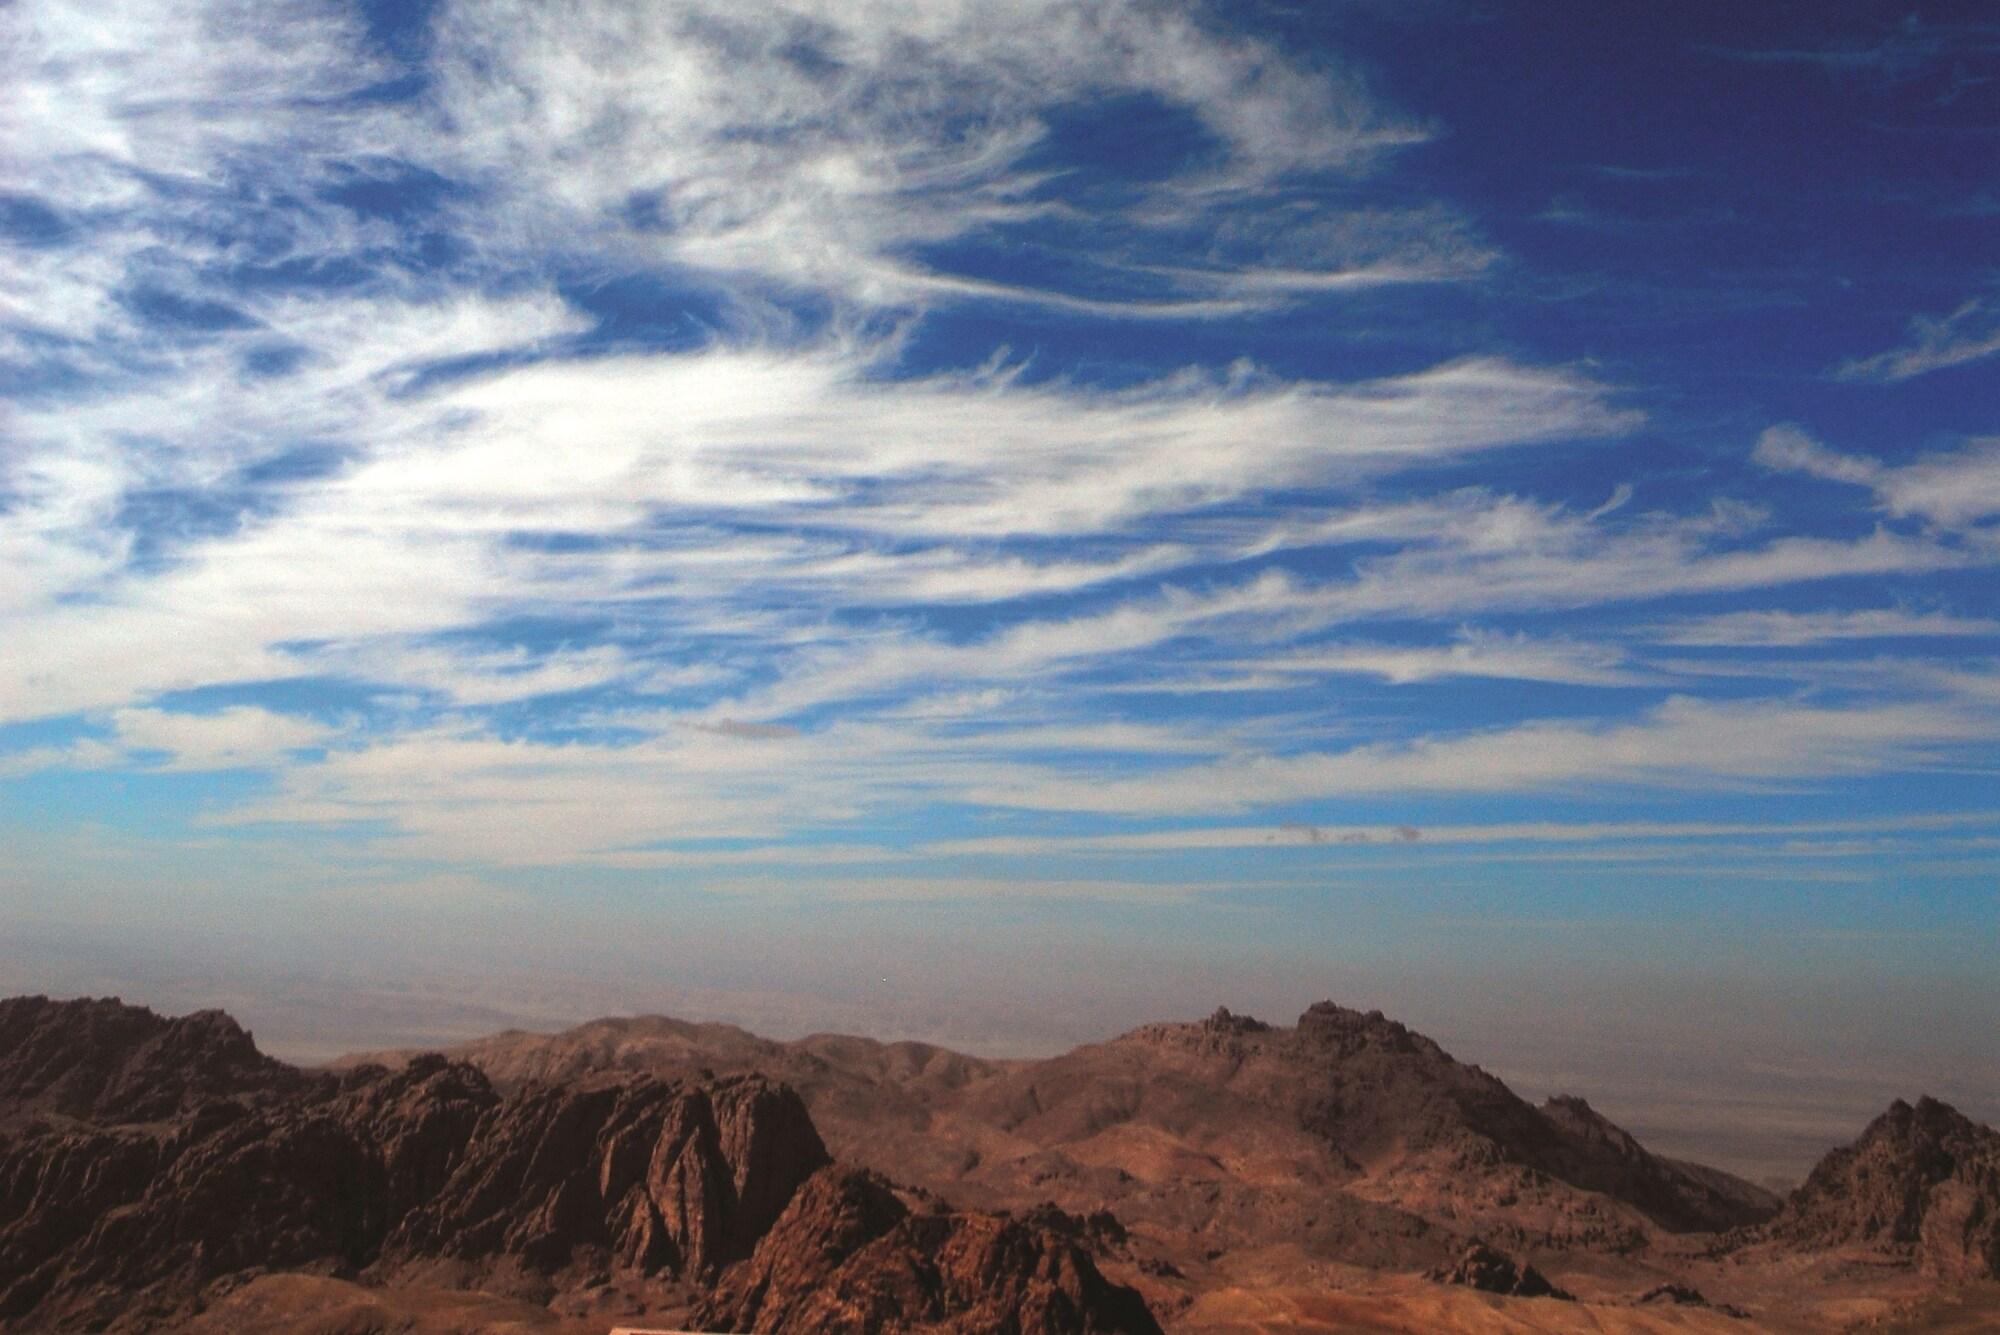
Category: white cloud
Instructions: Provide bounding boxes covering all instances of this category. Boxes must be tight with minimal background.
[111,705,333,771]
[1751,425,1883,486]
[0,739,122,780]
[924,809,2000,857]
[1273,491,1975,625]
[0,0,393,364]
[5,0,1997,889]
[197,680,2000,864]
[0,336,1633,725]
[1871,440,2000,527]
[398,346,1627,539]
[1835,297,2000,382]
[964,696,1995,815]
[1245,630,1648,687]
[1653,607,2000,647]
[1755,425,2000,526]
[414,0,1449,310]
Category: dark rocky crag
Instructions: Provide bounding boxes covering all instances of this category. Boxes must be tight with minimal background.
[1423,1240,1572,1300]
[697,1169,1161,1333]
[0,995,305,1126]
[1749,1095,2000,1280]
[0,996,1159,1333]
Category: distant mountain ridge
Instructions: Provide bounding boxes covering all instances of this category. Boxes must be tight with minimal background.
[348,1000,1783,1268]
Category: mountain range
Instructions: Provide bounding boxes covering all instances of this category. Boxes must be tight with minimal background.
[1,994,1995,1331]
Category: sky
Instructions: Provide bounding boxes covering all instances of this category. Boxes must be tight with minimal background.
[2,0,1997,1176]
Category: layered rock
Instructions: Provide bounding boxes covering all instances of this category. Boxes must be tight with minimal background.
[0,1054,490,1329]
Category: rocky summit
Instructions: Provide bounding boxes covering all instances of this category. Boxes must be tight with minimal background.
[1754,1094,2000,1281]
[0,997,1157,1333]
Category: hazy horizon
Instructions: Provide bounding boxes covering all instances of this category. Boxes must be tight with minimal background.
[4,0,1997,1197]
[6,908,1995,1187]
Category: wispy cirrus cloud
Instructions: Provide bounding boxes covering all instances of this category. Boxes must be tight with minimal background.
[1754,425,2000,527]
[2,0,1998,915]
[1652,607,2000,648]
[1229,630,1650,687]
[1834,297,2000,383]
[413,0,1458,311]
[963,695,1996,816]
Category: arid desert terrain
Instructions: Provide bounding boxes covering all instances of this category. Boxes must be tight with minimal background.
[1,995,1995,1332]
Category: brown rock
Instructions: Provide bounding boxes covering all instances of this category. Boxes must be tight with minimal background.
[0,996,305,1126]
[349,998,1785,1277]
[0,997,1165,1334]
[385,1071,827,1279]
[1755,1095,2000,1279]
[700,1166,1162,1333]
[1424,1240,1572,1300]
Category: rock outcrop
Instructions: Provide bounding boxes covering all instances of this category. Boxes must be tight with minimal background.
[1635,1282,1748,1317]
[384,1070,827,1280]
[699,1167,1163,1334]
[0,997,1160,1333]
[1076,1002,1780,1246]
[0,995,305,1125]
[1424,1240,1572,1300]
[1755,1095,2000,1280]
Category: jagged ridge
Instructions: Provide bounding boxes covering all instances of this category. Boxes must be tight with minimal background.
[0,997,1159,1333]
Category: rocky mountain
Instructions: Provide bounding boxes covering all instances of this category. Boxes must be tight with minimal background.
[355,1001,1782,1274]
[0,995,305,1126]
[11,993,1993,1331]
[339,1012,1013,1186]
[0,997,1159,1333]
[1752,1095,2000,1280]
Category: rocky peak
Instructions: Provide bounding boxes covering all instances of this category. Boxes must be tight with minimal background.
[1293,1001,1443,1061]
[1761,1094,2000,1279]
[1201,1006,1270,1035]
[385,1070,830,1279]
[0,995,304,1125]
[1540,1094,1647,1160]
[0,997,1165,1331]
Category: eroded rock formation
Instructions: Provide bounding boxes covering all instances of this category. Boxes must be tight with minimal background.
[0,997,1158,1333]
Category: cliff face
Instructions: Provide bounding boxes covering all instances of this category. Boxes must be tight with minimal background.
[0,997,1159,1334]
[382,1068,828,1279]
[1758,1096,2000,1280]
[697,1168,1164,1335]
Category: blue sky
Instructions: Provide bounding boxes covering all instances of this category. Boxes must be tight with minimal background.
[2,1,1997,1139]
